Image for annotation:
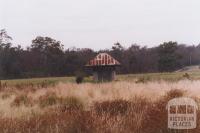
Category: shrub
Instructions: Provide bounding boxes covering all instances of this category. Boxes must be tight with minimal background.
[11,95,33,107]
[93,100,131,116]
[39,93,59,108]
[183,73,190,79]
[0,81,7,90]
[14,83,35,90]
[39,92,84,110]
[164,89,185,100]
[75,70,86,84]
[76,76,84,84]
[130,96,150,113]
[141,89,186,133]
[135,77,150,84]
[1,93,11,100]
[59,97,84,112]
[0,110,96,133]
[40,80,57,88]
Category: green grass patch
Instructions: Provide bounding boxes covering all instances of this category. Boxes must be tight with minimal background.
[0,71,200,88]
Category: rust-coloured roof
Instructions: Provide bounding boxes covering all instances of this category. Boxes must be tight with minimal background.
[86,53,120,67]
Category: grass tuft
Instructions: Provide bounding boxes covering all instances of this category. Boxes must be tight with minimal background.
[93,100,131,116]
[11,95,33,107]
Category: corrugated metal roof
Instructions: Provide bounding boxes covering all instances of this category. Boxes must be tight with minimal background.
[86,53,120,66]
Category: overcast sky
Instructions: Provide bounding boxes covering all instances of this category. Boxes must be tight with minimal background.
[1,0,200,50]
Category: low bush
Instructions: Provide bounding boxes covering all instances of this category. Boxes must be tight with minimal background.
[76,76,84,84]
[1,93,12,100]
[11,95,33,107]
[39,93,59,108]
[39,92,84,111]
[0,110,96,133]
[39,80,57,88]
[135,76,151,83]
[141,89,186,133]
[183,73,190,79]
[59,97,84,112]
[93,100,131,116]
[164,89,186,100]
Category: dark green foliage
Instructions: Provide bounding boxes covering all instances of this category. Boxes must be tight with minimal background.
[75,70,86,84]
[1,30,200,79]
[76,76,83,84]
[158,41,181,72]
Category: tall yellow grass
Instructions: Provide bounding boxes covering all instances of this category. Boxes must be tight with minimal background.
[0,80,199,118]
[0,80,199,132]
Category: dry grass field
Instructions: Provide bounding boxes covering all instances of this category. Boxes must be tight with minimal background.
[0,77,200,132]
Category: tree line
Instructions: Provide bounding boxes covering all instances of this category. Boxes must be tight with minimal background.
[0,29,200,79]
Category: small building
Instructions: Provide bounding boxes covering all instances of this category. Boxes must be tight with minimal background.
[85,53,120,82]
